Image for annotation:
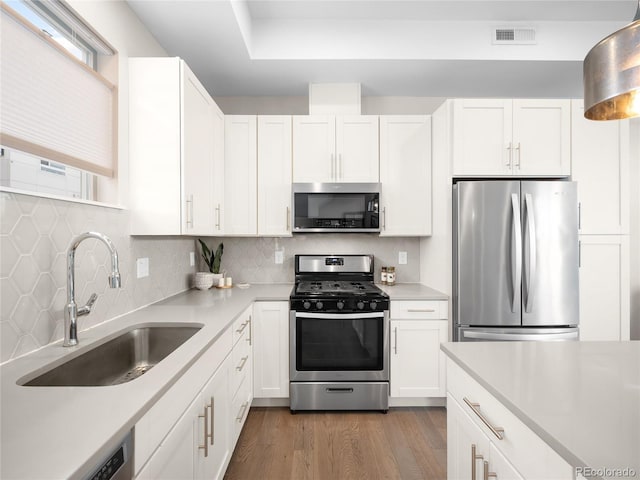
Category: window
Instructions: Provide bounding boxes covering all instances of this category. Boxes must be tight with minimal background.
[0,0,116,202]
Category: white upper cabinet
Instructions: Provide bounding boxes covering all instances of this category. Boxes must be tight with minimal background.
[257,116,292,236]
[571,99,629,235]
[211,102,225,235]
[292,115,379,183]
[224,115,257,235]
[379,115,432,236]
[129,57,220,235]
[452,99,570,177]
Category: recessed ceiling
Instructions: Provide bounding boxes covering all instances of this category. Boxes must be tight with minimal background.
[126,0,637,99]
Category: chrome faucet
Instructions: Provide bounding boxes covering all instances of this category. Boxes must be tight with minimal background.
[64,232,121,347]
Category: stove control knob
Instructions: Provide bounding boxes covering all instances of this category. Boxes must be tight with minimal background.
[316,301,324,310]
[357,301,365,310]
[303,301,311,310]
[336,301,345,310]
[369,301,377,310]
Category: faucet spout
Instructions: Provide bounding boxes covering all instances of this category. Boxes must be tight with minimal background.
[64,232,121,347]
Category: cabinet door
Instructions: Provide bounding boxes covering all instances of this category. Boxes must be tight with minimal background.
[136,396,199,480]
[335,115,379,182]
[447,394,491,480]
[182,62,215,235]
[390,319,447,397]
[489,444,525,480]
[579,235,630,340]
[571,99,629,235]
[379,115,432,236]
[196,356,231,480]
[258,116,292,236]
[224,115,257,235]
[211,102,225,235]
[512,99,570,176]
[253,302,289,398]
[452,99,512,176]
[292,115,336,182]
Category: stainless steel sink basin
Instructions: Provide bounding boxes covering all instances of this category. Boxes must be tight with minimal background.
[20,325,202,387]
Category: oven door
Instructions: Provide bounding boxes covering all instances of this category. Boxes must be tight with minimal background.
[290,310,389,382]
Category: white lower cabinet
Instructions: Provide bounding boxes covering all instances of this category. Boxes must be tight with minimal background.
[447,359,573,480]
[389,300,448,400]
[134,306,255,480]
[253,301,289,399]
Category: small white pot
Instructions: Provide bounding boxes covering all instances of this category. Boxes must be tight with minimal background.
[194,272,214,290]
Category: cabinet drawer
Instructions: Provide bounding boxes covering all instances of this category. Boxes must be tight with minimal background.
[232,306,252,346]
[231,375,252,444]
[230,331,251,398]
[447,360,573,480]
[391,300,447,319]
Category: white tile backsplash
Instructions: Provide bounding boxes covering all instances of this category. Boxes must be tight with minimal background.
[0,191,196,364]
[1,191,422,364]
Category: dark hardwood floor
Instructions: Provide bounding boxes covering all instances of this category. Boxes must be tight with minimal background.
[224,407,447,480]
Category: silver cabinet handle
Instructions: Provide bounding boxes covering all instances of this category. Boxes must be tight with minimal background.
[186,195,194,228]
[394,326,398,354]
[236,355,249,372]
[506,142,512,167]
[215,203,221,230]
[514,142,521,168]
[331,153,335,180]
[338,153,342,180]
[236,319,249,334]
[524,193,537,313]
[510,193,522,313]
[578,240,582,268]
[236,401,249,422]
[382,207,387,230]
[407,308,436,313]
[286,206,290,231]
[484,461,497,480]
[578,202,582,230]
[247,315,252,346]
[471,444,484,480]
[463,397,504,440]
[198,404,209,457]
[209,396,215,445]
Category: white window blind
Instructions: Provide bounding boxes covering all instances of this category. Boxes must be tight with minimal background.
[0,3,116,178]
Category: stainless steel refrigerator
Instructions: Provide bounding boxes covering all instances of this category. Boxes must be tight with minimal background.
[453,180,579,341]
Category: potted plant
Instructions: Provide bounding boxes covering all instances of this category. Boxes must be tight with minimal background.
[198,240,224,285]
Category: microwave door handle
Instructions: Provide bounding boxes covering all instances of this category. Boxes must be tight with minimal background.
[511,193,522,313]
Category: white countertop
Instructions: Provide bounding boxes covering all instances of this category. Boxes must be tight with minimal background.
[0,281,444,479]
[0,284,292,480]
[441,341,640,479]
[378,282,448,300]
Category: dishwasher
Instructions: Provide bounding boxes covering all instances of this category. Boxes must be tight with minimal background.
[84,431,133,480]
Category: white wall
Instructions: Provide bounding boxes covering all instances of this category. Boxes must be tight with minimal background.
[68,0,168,206]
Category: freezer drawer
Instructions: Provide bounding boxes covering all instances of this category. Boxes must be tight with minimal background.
[457,327,579,342]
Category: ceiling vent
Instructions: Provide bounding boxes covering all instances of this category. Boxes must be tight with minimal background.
[492,27,537,45]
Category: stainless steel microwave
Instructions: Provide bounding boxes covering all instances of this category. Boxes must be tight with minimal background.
[292,183,381,233]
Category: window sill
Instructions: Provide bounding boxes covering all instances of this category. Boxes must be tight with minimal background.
[0,186,127,211]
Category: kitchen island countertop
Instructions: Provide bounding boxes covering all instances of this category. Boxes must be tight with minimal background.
[441,341,640,479]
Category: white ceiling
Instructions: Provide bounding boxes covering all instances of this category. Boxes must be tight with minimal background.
[126,0,637,99]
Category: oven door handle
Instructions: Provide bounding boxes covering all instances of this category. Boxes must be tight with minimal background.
[295,312,385,319]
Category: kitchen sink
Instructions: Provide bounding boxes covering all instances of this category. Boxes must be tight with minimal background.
[20,325,202,387]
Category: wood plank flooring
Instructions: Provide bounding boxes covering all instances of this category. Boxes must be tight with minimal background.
[224,407,447,480]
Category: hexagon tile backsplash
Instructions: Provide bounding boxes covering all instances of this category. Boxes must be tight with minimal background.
[0,191,195,364]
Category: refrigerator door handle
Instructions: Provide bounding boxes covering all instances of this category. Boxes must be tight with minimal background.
[524,193,537,313]
[462,330,579,341]
[511,193,522,313]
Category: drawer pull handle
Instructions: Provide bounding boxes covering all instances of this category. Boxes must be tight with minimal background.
[236,320,249,334]
[247,315,252,346]
[236,355,249,371]
[325,387,354,393]
[471,444,483,480]
[236,401,249,422]
[463,397,504,440]
[484,460,497,480]
[198,404,209,457]
[407,308,436,313]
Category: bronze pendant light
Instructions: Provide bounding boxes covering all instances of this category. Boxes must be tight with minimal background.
[583,1,640,120]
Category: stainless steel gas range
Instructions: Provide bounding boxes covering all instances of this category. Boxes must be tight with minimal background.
[289,254,390,412]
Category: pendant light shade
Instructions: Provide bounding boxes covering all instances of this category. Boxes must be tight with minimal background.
[583,2,640,120]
